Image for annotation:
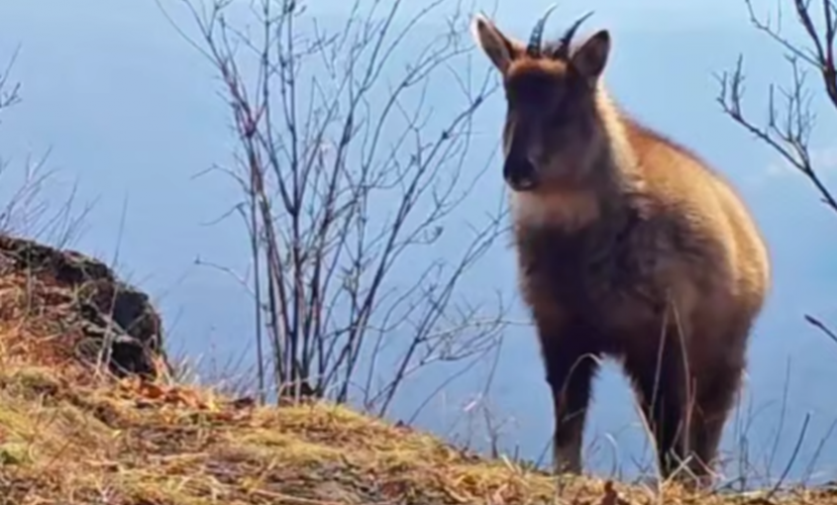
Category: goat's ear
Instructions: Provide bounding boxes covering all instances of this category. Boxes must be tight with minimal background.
[471,14,519,73]
[570,29,610,81]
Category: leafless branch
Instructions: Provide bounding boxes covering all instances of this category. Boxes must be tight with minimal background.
[804,313,837,344]
[0,45,21,115]
[0,49,92,248]
[160,0,509,413]
[718,0,837,345]
[717,0,837,212]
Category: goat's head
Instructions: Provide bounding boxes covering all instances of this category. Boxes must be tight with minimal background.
[471,7,613,192]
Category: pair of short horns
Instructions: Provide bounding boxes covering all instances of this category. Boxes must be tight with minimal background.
[526,4,595,59]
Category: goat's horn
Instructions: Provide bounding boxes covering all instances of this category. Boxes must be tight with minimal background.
[526,3,559,57]
[554,10,594,59]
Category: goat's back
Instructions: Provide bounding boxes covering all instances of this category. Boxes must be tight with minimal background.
[623,117,771,327]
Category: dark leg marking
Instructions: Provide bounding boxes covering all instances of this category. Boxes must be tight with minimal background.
[538,321,601,475]
[625,331,690,480]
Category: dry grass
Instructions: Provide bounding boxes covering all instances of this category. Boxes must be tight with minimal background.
[0,244,836,504]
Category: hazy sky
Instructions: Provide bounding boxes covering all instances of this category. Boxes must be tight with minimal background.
[2,0,837,482]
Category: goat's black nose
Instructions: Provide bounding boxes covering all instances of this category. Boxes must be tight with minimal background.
[503,158,538,191]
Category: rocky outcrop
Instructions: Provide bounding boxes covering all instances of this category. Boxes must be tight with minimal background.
[0,234,169,379]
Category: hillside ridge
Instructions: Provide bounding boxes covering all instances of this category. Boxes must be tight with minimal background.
[0,234,835,504]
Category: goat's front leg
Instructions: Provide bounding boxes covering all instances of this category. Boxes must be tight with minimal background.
[538,322,600,475]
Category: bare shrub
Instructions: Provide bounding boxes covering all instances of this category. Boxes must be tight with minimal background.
[157,0,511,414]
[0,48,90,248]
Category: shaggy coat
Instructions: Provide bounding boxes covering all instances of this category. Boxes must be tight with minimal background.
[470,10,771,483]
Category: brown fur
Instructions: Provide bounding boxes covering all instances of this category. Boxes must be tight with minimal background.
[471,13,771,484]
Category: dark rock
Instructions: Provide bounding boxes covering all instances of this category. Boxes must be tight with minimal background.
[0,234,170,379]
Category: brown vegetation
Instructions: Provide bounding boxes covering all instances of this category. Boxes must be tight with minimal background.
[0,233,834,505]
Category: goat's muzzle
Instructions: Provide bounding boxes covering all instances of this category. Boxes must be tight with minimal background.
[503,157,538,191]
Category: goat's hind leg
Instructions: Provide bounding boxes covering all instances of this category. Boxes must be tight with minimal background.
[688,356,745,484]
[625,340,690,481]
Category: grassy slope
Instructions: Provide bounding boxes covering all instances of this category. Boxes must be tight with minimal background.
[0,247,836,504]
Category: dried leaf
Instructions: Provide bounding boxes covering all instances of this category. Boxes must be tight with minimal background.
[139,382,165,400]
[230,396,256,409]
[379,480,408,499]
[599,481,628,505]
